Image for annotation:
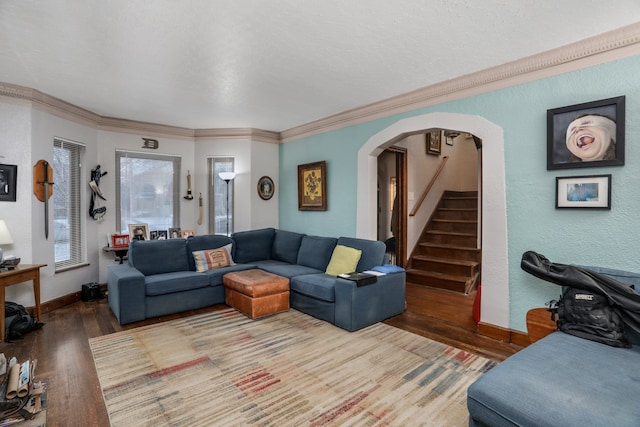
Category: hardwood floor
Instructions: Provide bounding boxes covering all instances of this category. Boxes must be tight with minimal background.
[3,288,522,426]
[384,283,523,362]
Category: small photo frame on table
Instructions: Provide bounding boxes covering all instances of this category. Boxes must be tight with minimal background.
[0,164,17,202]
[257,176,275,200]
[426,131,442,156]
[547,96,625,170]
[181,229,195,238]
[150,230,168,240]
[128,223,150,241]
[168,227,182,239]
[298,161,327,211]
[556,174,611,209]
[110,234,130,248]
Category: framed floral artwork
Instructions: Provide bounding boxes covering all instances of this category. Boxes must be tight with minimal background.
[298,161,327,211]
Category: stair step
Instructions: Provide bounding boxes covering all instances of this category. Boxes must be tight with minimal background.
[406,269,473,294]
[440,198,478,209]
[429,218,477,233]
[423,230,477,246]
[417,243,481,262]
[411,255,479,277]
[436,208,477,220]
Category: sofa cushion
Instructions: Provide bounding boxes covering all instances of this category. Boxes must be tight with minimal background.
[297,235,337,271]
[128,239,190,275]
[325,245,362,276]
[272,229,305,264]
[291,274,337,302]
[145,271,210,296]
[201,263,256,286]
[337,237,386,272]
[232,228,275,263]
[186,234,234,271]
[254,260,323,278]
[192,244,235,272]
[467,332,640,426]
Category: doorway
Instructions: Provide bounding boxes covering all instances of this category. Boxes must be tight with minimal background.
[357,112,509,330]
[377,146,407,267]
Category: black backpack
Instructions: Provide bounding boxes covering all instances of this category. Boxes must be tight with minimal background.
[4,302,44,342]
[549,288,630,348]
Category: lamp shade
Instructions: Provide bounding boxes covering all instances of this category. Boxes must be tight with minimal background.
[0,220,14,245]
[218,172,236,181]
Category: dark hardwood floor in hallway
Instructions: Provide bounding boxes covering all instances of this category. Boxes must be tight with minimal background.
[384,283,523,362]
[3,287,522,426]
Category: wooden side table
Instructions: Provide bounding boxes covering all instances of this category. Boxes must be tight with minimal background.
[526,307,557,344]
[0,264,46,342]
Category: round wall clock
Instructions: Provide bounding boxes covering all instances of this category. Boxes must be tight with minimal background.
[257,176,274,200]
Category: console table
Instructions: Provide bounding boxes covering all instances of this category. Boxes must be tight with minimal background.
[0,264,46,342]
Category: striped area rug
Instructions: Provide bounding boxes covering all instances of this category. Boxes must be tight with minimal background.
[89,308,495,426]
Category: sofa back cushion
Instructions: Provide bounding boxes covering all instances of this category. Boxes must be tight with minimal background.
[272,230,305,264]
[186,234,234,270]
[337,237,386,271]
[232,227,275,263]
[297,235,337,271]
[128,239,189,275]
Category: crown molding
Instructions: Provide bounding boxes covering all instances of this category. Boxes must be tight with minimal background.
[2,22,640,144]
[280,22,640,142]
[194,127,280,144]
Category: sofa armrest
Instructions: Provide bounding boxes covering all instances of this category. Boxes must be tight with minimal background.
[107,264,146,324]
[334,271,406,331]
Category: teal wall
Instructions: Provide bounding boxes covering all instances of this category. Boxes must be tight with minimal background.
[280,55,640,331]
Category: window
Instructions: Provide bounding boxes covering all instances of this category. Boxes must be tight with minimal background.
[53,138,86,270]
[208,157,234,235]
[116,151,181,234]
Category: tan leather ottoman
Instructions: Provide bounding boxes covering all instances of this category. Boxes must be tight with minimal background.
[223,269,290,319]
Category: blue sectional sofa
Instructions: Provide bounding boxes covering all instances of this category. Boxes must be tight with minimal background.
[107,228,406,331]
[467,266,640,426]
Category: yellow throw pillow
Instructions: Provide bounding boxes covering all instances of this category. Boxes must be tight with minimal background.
[325,245,362,276]
[193,244,234,272]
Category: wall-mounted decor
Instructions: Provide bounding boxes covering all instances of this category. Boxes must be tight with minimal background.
[556,174,611,209]
[128,223,150,240]
[257,176,274,200]
[298,161,327,211]
[547,96,625,170]
[426,130,442,156]
[0,164,17,202]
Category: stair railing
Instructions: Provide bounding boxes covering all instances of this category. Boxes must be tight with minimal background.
[409,155,449,217]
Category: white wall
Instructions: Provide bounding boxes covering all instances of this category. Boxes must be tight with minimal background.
[1,98,279,300]
[193,138,279,235]
[96,130,196,282]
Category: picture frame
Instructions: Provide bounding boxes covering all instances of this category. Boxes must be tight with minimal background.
[128,223,150,241]
[547,96,625,170]
[556,174,611,209]
[168,227,182,239]
[257,176,275,200]
[110,234,130,248]
[181,229,196,238]
[0,164,17,202]
[426,131,442,156]
[298,161,327,211]
[150,230,168,240]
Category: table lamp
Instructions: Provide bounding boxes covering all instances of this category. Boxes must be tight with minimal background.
[0,220,14,264]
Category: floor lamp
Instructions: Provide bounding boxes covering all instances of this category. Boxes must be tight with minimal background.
[218,172,236,236]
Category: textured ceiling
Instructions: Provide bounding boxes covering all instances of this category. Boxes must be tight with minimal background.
[1,0,639,131]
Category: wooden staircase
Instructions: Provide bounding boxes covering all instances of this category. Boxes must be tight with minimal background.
[406,190,481,294]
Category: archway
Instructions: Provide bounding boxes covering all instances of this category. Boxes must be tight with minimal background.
[356,112,509,328]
